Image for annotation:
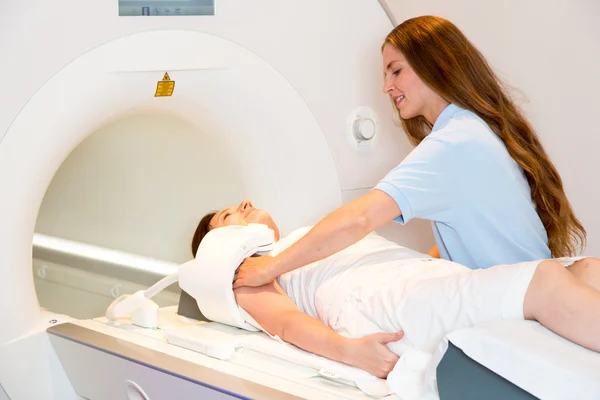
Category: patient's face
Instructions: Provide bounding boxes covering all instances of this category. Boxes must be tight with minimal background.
[210,199,280,240]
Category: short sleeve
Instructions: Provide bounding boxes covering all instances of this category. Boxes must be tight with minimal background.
[373,137,456,224]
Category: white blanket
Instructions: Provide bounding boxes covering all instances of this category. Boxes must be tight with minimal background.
[275,228,541,399]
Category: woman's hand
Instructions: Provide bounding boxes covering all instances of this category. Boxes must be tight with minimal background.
[343,331,404,378]
[233,255,279,289]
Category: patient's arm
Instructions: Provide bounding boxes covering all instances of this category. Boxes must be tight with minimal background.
[234,281,403,378]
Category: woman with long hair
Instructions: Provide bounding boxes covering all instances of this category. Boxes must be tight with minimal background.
[229,16,596,292]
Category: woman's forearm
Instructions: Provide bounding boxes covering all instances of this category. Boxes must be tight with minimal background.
[272,190,400,276]
[273,203,368,275]
[276,309,402,378]
[277,310,351,365]
[235,281,402,378]
[237,282,353,365]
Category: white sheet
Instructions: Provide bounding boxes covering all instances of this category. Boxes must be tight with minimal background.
[445,320,600,400]
[274,229,543,399]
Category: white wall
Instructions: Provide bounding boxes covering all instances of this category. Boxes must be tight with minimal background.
[35,112,247,263]
[387,0,600,256]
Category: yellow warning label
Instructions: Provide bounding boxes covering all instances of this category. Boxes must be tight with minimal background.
[155,72,175,97]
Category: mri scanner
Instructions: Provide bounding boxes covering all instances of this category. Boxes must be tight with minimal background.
[1,0,600,399]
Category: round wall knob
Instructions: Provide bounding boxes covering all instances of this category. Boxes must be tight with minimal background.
[346,106,379,150]
[353,117,376,141]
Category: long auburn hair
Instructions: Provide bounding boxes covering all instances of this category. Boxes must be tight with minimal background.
[384,15,585,257]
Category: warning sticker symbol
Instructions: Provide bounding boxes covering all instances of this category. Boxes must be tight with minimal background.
[155,72,175,97]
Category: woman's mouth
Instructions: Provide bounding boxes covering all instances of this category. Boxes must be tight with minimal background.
[394,95,405,107]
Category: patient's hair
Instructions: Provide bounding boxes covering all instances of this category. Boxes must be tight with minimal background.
[191,211,216,258]
[384,15,586,257]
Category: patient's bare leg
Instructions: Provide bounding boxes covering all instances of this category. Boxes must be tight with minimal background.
[524,260,600,352]
[567,257,600,292]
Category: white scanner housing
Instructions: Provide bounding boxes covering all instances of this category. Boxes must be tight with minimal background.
[2,0,598,399]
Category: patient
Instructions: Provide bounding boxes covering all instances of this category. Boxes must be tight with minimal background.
[191,200,600,381]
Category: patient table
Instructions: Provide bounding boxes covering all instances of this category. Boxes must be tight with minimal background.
[48,306,380,400]
[47,305,600,400]
[87,224,600,400]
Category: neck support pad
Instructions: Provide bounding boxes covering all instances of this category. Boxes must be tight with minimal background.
[178,223,275,331]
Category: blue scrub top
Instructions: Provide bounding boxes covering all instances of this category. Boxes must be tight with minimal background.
[374,104,551,269]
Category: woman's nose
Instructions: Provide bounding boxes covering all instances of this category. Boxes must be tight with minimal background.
[239,199,252,211]
[382,73,395,94]
[382,81,393,94]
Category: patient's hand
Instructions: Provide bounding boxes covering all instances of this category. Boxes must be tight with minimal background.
[344,331,404,378]
[233,255,278,288]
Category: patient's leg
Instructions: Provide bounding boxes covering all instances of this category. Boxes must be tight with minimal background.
[567,257,600,292]
[524,260,600,352]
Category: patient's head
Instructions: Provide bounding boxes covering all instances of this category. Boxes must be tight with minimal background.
[191,199,280,257]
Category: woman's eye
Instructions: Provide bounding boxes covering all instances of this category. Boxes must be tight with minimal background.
[392,69,402,76]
